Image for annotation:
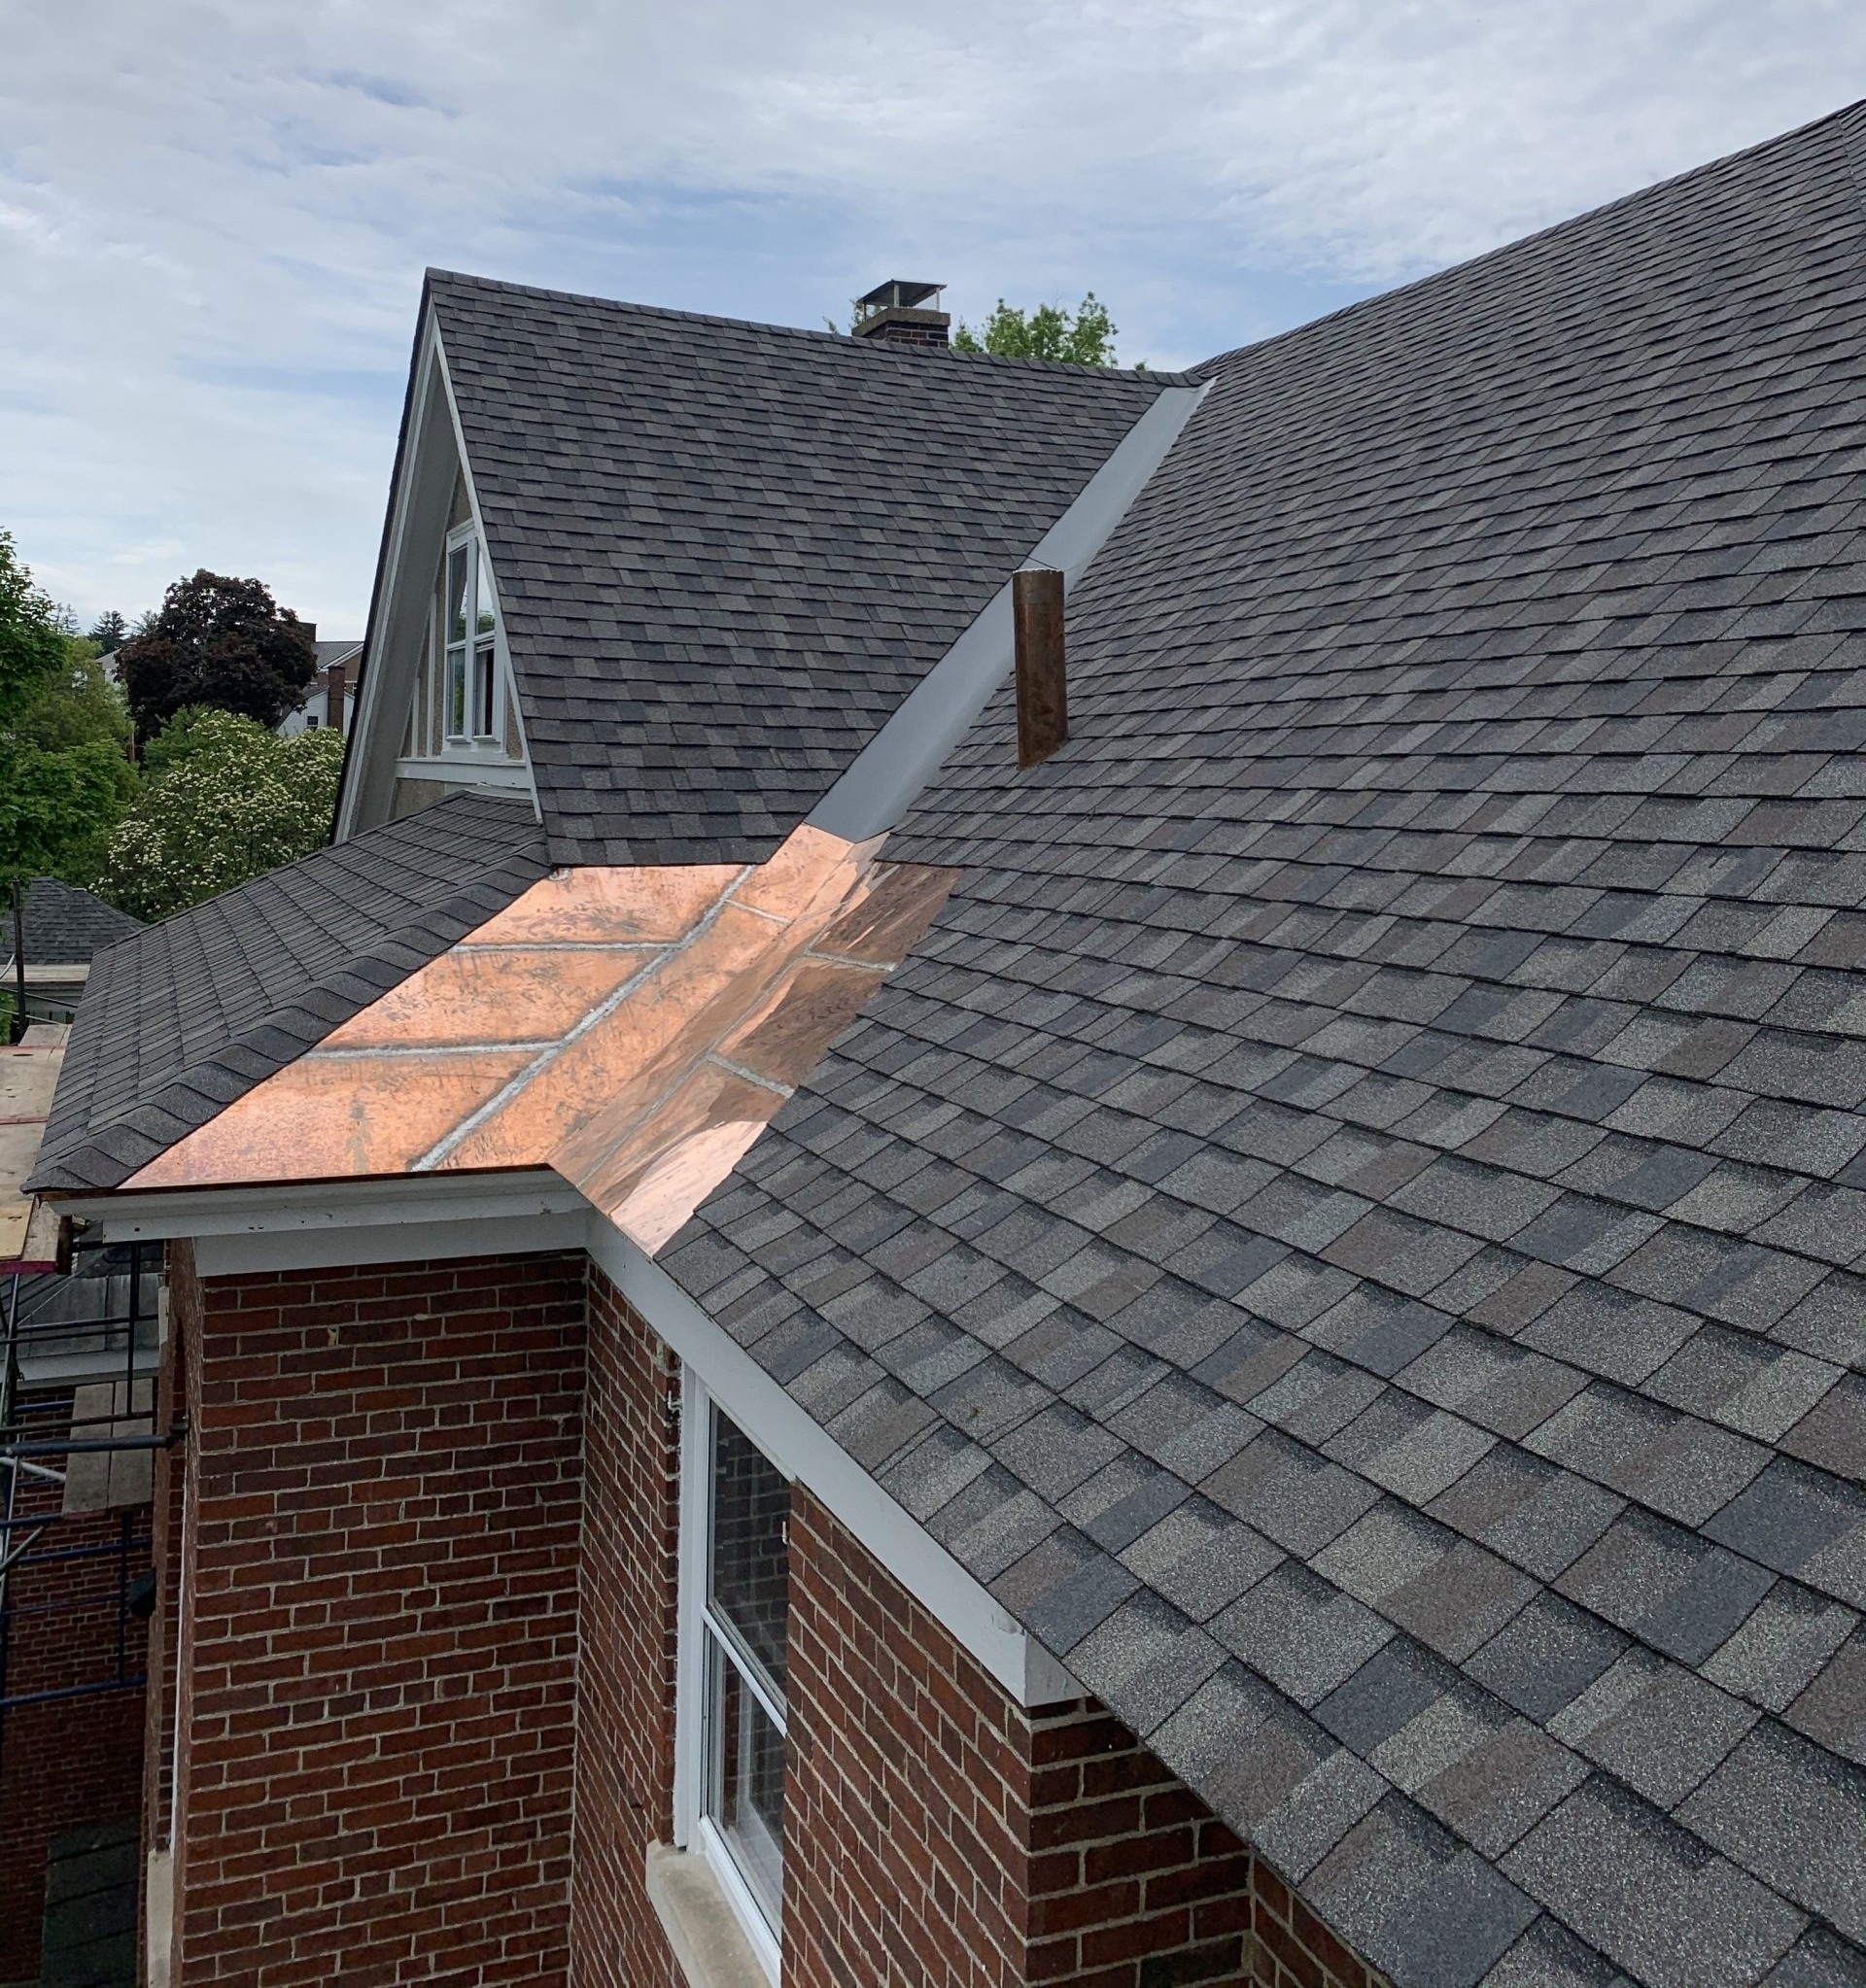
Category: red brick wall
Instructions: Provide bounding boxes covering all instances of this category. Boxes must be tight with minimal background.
[1027,1702,1254,1987]
[0,1394,149,1982]
[567,1268,683,1988]
[785,1488,1260,1988]
[164,1250,586,1987]
[1251,1863,1388,1988]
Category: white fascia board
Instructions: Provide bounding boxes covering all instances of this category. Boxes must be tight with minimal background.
[339,309,448,841]
[59,1170,586,1278]
[807,380,1209,844]
[74,1167,1077,1709]
[585,1218,1079,1710]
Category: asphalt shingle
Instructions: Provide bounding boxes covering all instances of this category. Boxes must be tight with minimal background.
[672,105,1866,1988]
[28,794,547,1192]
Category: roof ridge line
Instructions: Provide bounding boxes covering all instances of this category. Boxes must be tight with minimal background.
[423,267,1186,386]
[1192,97,1866,379]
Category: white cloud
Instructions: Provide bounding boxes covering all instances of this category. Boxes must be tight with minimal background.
[3,0,1863,626]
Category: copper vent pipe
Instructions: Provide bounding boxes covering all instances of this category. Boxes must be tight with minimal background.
[1014,566,1067,769]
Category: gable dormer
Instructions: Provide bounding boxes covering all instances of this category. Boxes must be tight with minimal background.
[337,309,537,840]
[397,479,528,778]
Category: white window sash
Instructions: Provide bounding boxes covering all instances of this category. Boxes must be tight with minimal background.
[676,1368,786,1982]
[441,523,502,746]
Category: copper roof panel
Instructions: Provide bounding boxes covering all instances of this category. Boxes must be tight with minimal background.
[118,827,955,1254]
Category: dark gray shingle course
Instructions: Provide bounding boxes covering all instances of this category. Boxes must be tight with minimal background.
[429,271,1169,867]
[30,795,546,1192]
[14,877,141,969]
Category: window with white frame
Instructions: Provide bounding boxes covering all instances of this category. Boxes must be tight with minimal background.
[680,1387,789,1973]
[442,525,500,742]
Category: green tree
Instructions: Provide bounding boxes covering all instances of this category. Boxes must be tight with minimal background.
[952,293,1124,366]
[116,569,317,745]
[2,637,138,884]
[95,707,345,921]
[0,530,66,726]
[86,609,128,652]
[0,538,137,887]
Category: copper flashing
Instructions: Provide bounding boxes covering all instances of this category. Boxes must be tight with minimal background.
[123,829,955,1256]
[1014,566,1067,769]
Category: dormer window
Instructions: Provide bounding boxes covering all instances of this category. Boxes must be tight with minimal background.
[397,509,528,777]
[443,526,499,741]
[387,475,530,799]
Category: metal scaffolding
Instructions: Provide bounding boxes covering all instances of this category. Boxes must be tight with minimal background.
[0,1237,165,1720]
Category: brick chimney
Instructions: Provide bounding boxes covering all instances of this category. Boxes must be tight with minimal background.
[326,661,347,735]
[853,279,950,349]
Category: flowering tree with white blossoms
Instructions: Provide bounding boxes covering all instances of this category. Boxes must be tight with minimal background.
[97,707,345,922]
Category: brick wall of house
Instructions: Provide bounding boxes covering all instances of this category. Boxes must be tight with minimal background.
[785,1487,1261,1988]
[0,1394,149,1982]
[567,1268,684,1988]
[162,1249,586,1988]
[1250,1863,1389,1988]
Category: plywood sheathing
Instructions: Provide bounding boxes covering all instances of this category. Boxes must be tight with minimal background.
[1,1028,67,1271]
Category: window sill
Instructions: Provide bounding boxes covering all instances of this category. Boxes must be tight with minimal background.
[394,755,530,788]
[645,1843,774,1988]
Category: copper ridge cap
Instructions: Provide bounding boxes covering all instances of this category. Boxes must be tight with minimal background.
[121,827,958,1260]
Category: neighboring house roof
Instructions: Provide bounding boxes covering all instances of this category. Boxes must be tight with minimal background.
[12,879,141,971]
[283,643,362,724]
[30,795,547,1191]
[427,269,1175,867]
[662,108,1866,1988]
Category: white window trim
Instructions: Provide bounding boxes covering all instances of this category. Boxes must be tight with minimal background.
[676,1370,785,1984]
[441,521,504,746]
[391,754,534,788]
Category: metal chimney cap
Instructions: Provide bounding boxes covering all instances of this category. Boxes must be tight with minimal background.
[857,279,945,314]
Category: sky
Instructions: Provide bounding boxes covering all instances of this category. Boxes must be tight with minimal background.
[3,2,1865,636]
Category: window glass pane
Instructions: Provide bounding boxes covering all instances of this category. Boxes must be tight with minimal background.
[446,543,470,645]
[706,1637,784,1931]
[446,647,466,737]
[475,639,497,737]
[709,1412,788,1691]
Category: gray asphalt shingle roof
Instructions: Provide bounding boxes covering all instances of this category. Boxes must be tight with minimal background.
[666,105,1866,1988]
[27,794,547,1192]
[11,878,141,970]
[430,270,1172,867]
